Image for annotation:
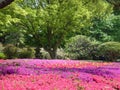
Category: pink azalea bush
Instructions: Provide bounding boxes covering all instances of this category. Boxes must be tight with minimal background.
[0,59,120,90]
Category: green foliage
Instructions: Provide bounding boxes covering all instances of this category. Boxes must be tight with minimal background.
[57,48,67,59]
[4,29,25,47]
[98,42,120,61]
[65,35,94,60]
[3,44,35,59]
[89,41,101,60]
[3,44,19,59]
[106,0,120,15]
[41,48,66,59]
[88,17,114,42]
[0,43,6,59]
[86,13,120,42]
[111,15,120,41]
[41,48,51,59]
[0,0,25,44]
[18,47,35,59]
[0,0,113,59]
[0,43,4,52]
[0,52,6,59]
[22,0,95,59]
[0,0,115,59]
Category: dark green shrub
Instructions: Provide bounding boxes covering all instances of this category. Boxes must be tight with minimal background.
[18,47,35,58]
[89,41,101,60]
[3,44,19,59]
[65,35,94,60]
[98,42,120,61]
[0,43,4,52]
[0,52,6,59]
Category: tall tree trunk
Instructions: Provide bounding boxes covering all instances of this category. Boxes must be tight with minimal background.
[35,46,42,59]
[47,48,57,59]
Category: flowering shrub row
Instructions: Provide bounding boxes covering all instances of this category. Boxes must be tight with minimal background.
[0,59,120,90]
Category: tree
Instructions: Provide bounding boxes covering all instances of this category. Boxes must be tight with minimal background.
[87,14,120,42]
[87,16,114,42]
[0,0,26,46]
[0,0,113,59]
[11,0,94,59]
[106,0,120,15]
[109,14,120,41]
[70,1,113,42]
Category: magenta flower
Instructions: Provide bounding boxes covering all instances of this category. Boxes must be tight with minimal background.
[0,59,119,90]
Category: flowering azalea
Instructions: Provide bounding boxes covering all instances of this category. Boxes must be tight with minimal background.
[0,59,119,90]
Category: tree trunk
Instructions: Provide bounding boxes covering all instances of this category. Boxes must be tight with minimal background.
[35,46,42,59]
[47,49,57,59]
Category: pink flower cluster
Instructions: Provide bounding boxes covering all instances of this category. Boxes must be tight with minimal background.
[0,74,77,90]
[0,59,120,90]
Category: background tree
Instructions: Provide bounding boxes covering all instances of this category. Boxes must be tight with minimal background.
[0,0,114,59]
[106,0,120,15]
[8,0,94,59]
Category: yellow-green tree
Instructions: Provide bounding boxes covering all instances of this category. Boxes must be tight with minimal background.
[0,0,112,59]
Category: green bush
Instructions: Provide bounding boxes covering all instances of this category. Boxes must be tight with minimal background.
[3,44,19,59]
[0,52,6,59]
[40,48,67,59]
[57,48,67,59]
[65,35,95,60]
[18,47,35,59]
[98,42,120,61]
[41,48,51,59]
[0,43,4,52]
[89,41,101,60]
